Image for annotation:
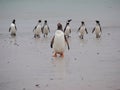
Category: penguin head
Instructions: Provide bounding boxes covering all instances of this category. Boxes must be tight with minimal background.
[38,20,41,23]
[44,20,47,24]
[66,22,69,25]
[57,23,63,31]
[96,20,100,25]
[67,19,72,23]
[12,19,16,24]
[81,21,85,25]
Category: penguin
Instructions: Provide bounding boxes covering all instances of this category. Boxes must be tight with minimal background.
[50,23,70,57]
[33,20,42,38]
[92,20,102,38]
[42,20,50,37]
[64,22,71,38]
[64,19,72,37]
[77,21,88,39]
[9,19,17,36]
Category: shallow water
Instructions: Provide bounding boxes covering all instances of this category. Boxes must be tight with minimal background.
[0,0,120,90]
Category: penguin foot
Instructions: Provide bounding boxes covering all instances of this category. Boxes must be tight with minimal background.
[37,35,40,38]
[60,52,64,58]
[11,33,16,36]
[80,35,83,39]
[52,53,57,57]
[96,34,101,38]
[52,52,64,58]
[44,34,45,38]
[34,35,36,38]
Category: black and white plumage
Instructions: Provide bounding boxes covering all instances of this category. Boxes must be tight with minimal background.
[50,23,70,57]
[92,20,102,38]
[33,20,42,38]
[42,20,50,37]
[9,19,17,36]
[78,21,88,39]
[64,22,71,38]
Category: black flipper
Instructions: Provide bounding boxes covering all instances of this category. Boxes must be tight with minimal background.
[48,26,50,32]
[77,26,81,32]
[50,36,55,48]
[15,25,17,31]
[92,28,95,33]
[33,26,37,32]
[64,24,67,32]
[9,27,11,32]
[100,26,102,33]
[85,28,88,34]
[69,28,71,33]
[64,35,70,50]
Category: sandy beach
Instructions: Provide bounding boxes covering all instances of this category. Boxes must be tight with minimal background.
[0,0,120,90]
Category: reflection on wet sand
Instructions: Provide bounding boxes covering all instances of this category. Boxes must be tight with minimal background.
[52,57,66,80]
[9,35,19,46]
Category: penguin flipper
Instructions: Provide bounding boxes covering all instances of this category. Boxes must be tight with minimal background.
[100,26,102,33]
[9,27,11,32]
[48,26,50,32]
[33,26,37,32]
[85,28,88,34]
[92,28,95,33]
[50,36,55,48]
[77,26,81,32]
[15,25,17,30]
[69,28,71,33]
[64,25,67,32]
[41,27,44,33]
[64,35,70,50]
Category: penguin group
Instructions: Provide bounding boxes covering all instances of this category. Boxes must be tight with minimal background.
[33,20,50,38]
[9,19,102,57]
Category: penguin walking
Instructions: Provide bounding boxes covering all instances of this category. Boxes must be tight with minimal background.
[50,23,70,58]
[92,20,102,38]
[33,20,42,38]
[77,21,88,39]
[9,19,17,36]
[42,20,50,37]
[64,22,72,38]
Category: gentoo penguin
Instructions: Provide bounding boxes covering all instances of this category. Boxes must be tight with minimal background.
[78,21,88,39]
[50,23,70,57]
[64,22,71,38]
[64,19,72,37]
[9,19,17,36]
[92,20,102,38]
[33,20,42,38]
[42,20,50,37]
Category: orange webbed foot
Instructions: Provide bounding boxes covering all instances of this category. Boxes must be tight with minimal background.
[52,53,57,57]
[60,52,64,58]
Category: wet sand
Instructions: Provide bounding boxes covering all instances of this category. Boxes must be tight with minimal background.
[0,26,120,90]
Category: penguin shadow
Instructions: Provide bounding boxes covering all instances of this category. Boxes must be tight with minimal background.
[9,35,19,46]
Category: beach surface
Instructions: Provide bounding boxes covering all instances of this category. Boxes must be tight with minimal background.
[0,0,120,90]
